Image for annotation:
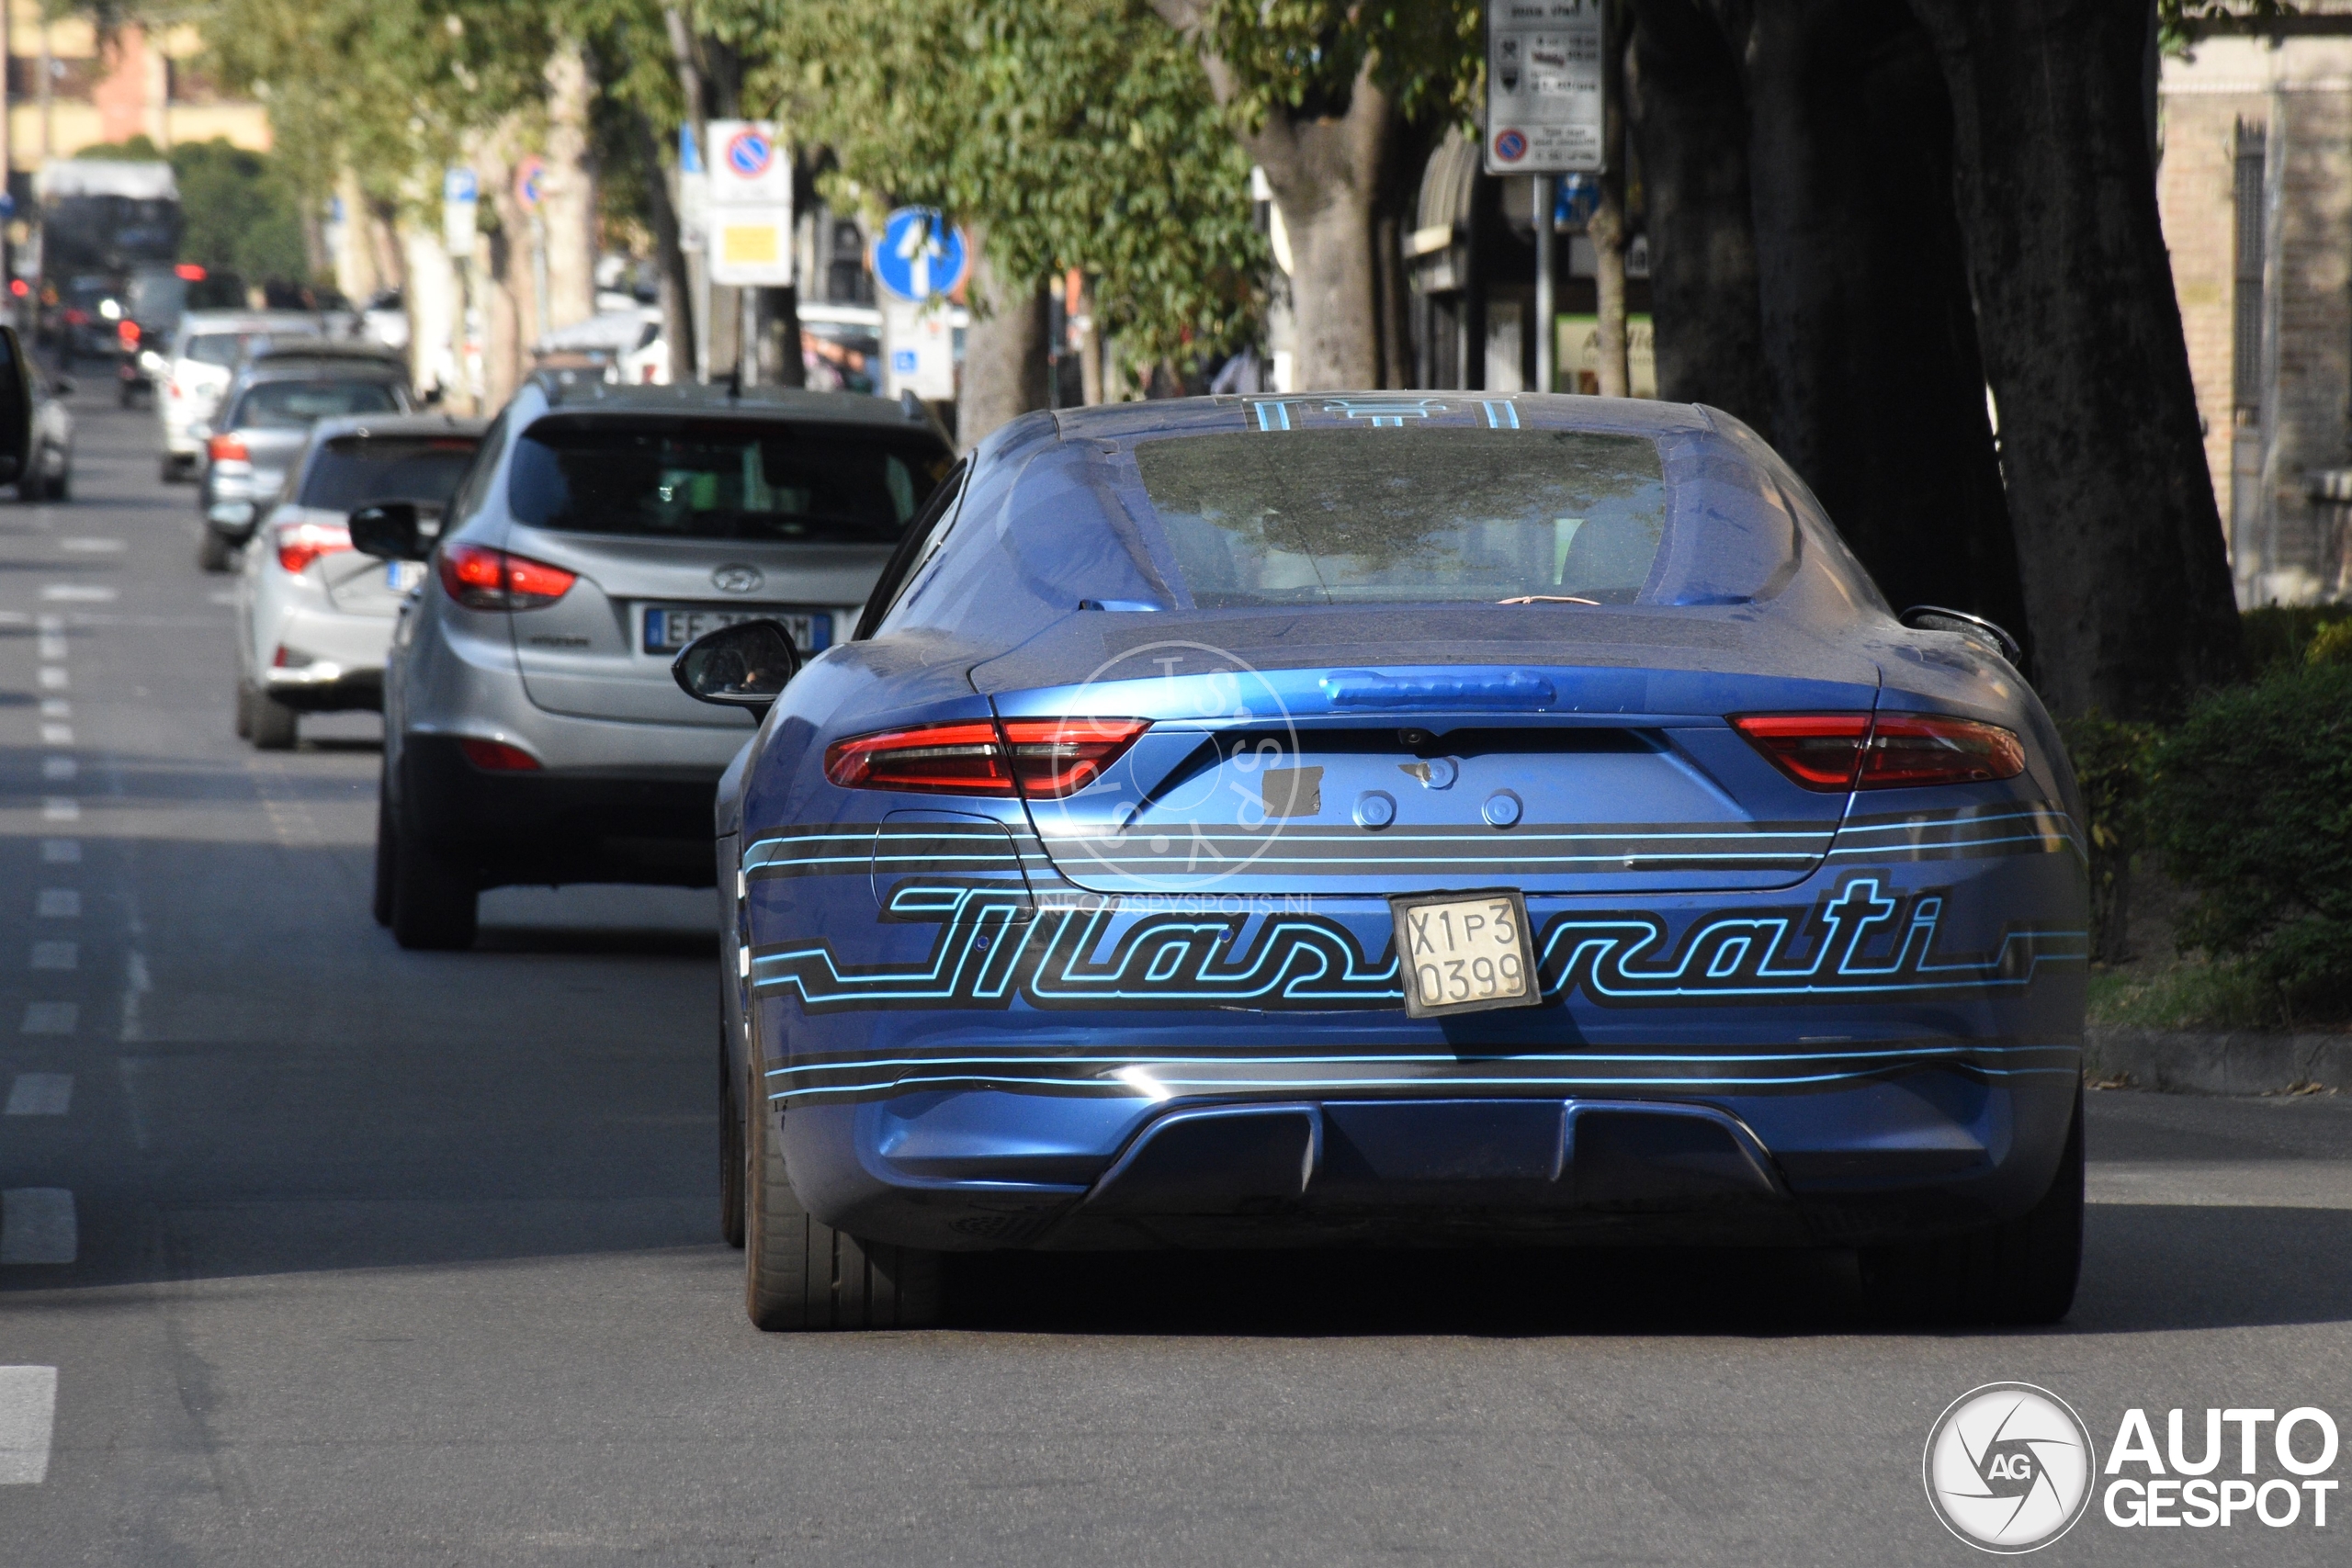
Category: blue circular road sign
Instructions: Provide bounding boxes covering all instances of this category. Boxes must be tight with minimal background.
[871,209,968,303]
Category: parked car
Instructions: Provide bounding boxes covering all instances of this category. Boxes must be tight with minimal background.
[234,414,487,749]
[352,377,954,948]
[158,310,329,482]
[16,368,74,502]
[673,391,2089,1331]
[197,343,412,570]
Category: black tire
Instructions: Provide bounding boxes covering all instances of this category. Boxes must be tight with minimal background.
[370,784,395,927]
[1860,1085,2084,1328]
[744,1057,940,1330]
[197,528,235,572]
[51,467,69,502]
[248,688,299,750]
[389,795,478,951]
[720,1010,746,1248]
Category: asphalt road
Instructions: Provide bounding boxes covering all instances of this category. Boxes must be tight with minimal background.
[3,388,2350,1566]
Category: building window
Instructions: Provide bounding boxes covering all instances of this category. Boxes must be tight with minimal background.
[2233,118,2267,417]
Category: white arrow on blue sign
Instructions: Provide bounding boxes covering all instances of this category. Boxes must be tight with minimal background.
[871,209,968,304]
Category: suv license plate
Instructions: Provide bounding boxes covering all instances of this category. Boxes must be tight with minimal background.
[642,606,829,655]
[384,559,425,592]
[1389,889,1540,1019]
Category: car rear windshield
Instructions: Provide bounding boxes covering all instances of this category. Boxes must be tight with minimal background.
[299,435,481,512]
[231,378,402,430]
[508,415,951,543]
[1132,428,1669,607]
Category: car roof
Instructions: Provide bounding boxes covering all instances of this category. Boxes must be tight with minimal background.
[233,355,410,387]
[307,413,488,444]
[526,375,944,436]
[251,340,404,366]
[175,310,324,334]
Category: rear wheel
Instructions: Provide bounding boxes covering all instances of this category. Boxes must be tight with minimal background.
[247,686,298,750]
[389,795,478,951]
[197,529,234,572]
[744,1058,940,1331]
[1860,1085,2084,1327]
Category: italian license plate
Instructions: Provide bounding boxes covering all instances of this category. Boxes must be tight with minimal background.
[1390,889,1539,1019]
[384,559,425,592]
[641,605,829,655]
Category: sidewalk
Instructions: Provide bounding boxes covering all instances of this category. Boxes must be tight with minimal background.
[2085,1026,2352,1095]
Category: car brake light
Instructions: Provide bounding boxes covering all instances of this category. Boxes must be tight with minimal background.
[119,320,140,347]
[458,738,541,771]
[435,541,577,611]
[175,263,207,281]
[1732,713,2024,791]
[208,433,249,463]
[274,518,351,575]
[824,717,1150,797]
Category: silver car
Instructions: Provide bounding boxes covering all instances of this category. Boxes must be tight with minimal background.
[360,376,955,949]
[233,414,486,748]
[157,310,329,481]
[197,344,412,570]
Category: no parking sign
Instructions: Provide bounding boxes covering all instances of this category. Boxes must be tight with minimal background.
[705,118,793,287]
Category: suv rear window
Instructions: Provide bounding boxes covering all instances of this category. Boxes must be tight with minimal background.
[231,378,403,429]
[299,434,481,512]
[1133,428,1669,607]
[509,415,950,543]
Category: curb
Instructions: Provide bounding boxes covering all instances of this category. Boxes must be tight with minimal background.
[2085,1026,2352,1096]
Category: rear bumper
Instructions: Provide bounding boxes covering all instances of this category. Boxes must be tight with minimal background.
[401,732,721,888]
[773,1063,2079,1253]
[258,603,396,711]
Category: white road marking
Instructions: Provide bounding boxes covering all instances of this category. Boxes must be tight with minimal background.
[0,611,26,626]
[36,890,80,918]
[58,537,123,553]
[0,1366,59,1484]
[36,637,65,660]
[207,590,235,606]
[19,1003,76,1034]
[39,585,115,603]
[35,613,62,631]
[39,698,67,717]
[2091,1160,2352,1209]
[40,757,74,781]
[0,1190,75,1264]
[40,798,78,823]
[39,725,72,745]
[5,1075,72,1116]
[119,953,149,1044]
[40,840,79,864]
[29,942,75,970]
[37,667,66,690]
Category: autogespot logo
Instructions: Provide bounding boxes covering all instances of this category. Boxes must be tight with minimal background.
[1923,1383,2097,1553]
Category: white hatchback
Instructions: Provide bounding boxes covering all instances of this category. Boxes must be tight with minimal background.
[234,414,487,749]
[158,310,329,482]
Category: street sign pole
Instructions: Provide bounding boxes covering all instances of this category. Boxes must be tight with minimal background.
[1485,1,1605,394]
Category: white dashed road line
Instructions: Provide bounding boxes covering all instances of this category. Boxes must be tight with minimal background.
[38,666,66,689]
[19,1003,76,1035]
[5,1074,72,1116]
[0,1366,59,1484]
[41,840,79,864]
[36,890,80,919]
[41,797,78,823]
[30,941,75,970]
[41,756,74,781]
[58,537,123,553]
[38,584,114,603]
[0,1190,76,1264]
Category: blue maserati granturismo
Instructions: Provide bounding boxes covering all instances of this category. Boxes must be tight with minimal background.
[675,392,2088,1331]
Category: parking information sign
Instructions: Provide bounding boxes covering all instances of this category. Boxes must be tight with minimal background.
[704,118,793,287]
[1484,1,1606,175]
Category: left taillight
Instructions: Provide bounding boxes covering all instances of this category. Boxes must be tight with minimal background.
[274,518,351,575]
[458,738,541,772]
[1732,712,2024,792]
[824,717,1149,797]
[435,541,577,611]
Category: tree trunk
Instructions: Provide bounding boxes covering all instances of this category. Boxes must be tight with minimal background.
[634,107,695,381]
[1727,0,2028,642]
[1905,0,2242,718]
[1075,276,1103,405]
[957,227,1048,451]
[1626,0,1770,431]
[541,39,599,333]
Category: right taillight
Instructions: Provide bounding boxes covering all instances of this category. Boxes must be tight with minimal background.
[208,433,249,464]
[435,542,577,611]
[1732,713,2023,792]
[824,717,1149,797]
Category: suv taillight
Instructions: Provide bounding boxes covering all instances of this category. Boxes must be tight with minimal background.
[1731,713,2025,792]
[435,541,577,611]
[208,433,249,464]
[824,717,1149,797]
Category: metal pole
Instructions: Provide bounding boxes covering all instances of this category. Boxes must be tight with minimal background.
[529,213,550,350]
[738,286,754,385]
[1532,175,1555,394]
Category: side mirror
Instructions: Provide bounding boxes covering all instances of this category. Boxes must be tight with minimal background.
[348,502,428,560]
[1900,604,2022,666]
[672,618,801,721]
[0,325,33,486]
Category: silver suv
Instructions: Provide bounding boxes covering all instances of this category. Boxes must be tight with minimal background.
[359,375,955,949]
